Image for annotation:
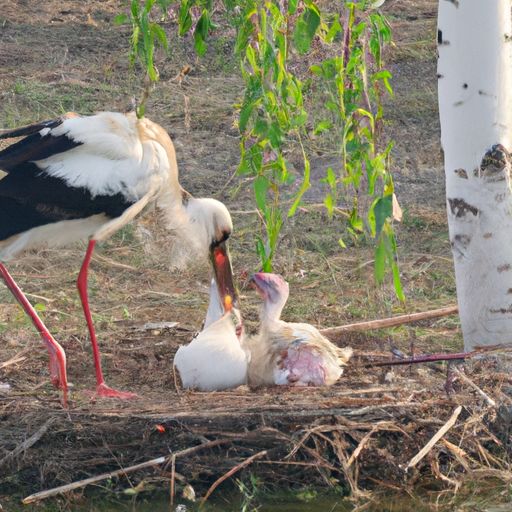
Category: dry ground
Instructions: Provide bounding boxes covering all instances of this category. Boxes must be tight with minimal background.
[1,0,498,509]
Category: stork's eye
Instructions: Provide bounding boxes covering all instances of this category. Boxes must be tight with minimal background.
[211,230,230,247]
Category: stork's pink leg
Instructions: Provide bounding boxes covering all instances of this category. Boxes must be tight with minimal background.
[0,263,68,406]
[77,240,137,400]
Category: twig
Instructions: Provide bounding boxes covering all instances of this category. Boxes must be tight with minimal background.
[22,438,232,505]
[169,454,176,506]
[91,253,137,271]
[363,344,512,369]
[404,405,463,472]
[452,368,497,407]
[0,348,31,370]
[200,450,268,506]
[23,292,54,303]
[0,417,58,468]
[320,305,458,338]
[347,425,380,467]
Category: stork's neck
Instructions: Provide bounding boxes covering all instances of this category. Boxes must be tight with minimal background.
[204,278,224,329]
[260,298,287,326]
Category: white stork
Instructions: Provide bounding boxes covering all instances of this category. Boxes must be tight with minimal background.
[0,111,237,405]
[246,273,352,387]
[173,277,248,391]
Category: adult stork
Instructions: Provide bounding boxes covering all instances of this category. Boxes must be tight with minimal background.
[246,273,352,386]
[0,111,237,405]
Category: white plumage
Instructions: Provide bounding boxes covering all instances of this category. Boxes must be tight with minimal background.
[0,111,238,404]
[246,273,353,387]
[174,279,248,391]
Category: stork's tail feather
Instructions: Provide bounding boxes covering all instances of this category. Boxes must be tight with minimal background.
[0,117,65,140]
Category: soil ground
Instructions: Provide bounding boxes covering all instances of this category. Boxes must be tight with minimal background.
[1,1,507,510]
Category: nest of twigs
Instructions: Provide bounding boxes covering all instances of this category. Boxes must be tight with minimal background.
[1,347,512,508]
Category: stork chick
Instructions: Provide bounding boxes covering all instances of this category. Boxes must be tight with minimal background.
[173,278,248,391]
[246,273,352,387]
[0,112,237,404]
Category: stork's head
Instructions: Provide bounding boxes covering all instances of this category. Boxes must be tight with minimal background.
[186,197,238,309]
[250,272,289,323]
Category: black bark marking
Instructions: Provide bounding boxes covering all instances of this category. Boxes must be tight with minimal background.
[451,234,470,259]
[437,73,444,79]
[483,232,493,239]
[437,29,443,44]
[498,264,511,273]
[453,234,471,249]
[448,198,479,218]
[490,305,512,314]
[480,144,511,182]
[454,168,468,179]
[495,192,507,203]
[505,34,512,42]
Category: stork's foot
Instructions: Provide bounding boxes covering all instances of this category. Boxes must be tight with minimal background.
[92,383,138,400]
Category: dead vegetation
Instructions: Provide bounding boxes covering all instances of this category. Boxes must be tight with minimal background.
[2,352,512,510]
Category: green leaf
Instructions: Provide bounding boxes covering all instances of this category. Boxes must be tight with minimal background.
[34,302,46,313]
[324,193,334,217]
[246,44,259,73]
[313,120,332,135]
[374,237,386,284]
[288,157,311,217]
[309,64,323,76]
[293,5,321,54]
[374,195,392,236]
[391,258,405,302]
[254,175,269,213]
[288,0,299,15]
[113,13,129,25]
[193,10,211,56]
[235,14,256,55]
[268,121,283,148]
[178,0,192,36]
[131,0,140,19]
[151,23,168,49]
[324,18,342,43]
[239,101,256,133]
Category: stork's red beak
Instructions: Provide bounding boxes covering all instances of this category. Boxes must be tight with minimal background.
[210,240,238,311]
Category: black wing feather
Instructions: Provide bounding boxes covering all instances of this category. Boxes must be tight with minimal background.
[0,117,65,139]
[0,163,134,241]
[0,128,81,174]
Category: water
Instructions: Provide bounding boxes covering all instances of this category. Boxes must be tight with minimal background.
[21,493,504,512]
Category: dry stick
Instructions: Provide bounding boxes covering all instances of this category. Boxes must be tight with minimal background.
[22,438,233,505]
[363,343,512,369]
[347,425,380,467]
[0,417,58,468]
[200,450,268,507]
[404,405,463,472]
[320,305,458,338]
[452,368,497,407]
[169,454,176,506]
[0,354,27,370]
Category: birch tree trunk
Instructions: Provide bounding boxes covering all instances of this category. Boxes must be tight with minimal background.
[438,0,512,351]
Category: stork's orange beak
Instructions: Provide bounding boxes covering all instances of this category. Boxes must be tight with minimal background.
[210,240,238,311]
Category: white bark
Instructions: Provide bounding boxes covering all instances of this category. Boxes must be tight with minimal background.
[438,0,512,350]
